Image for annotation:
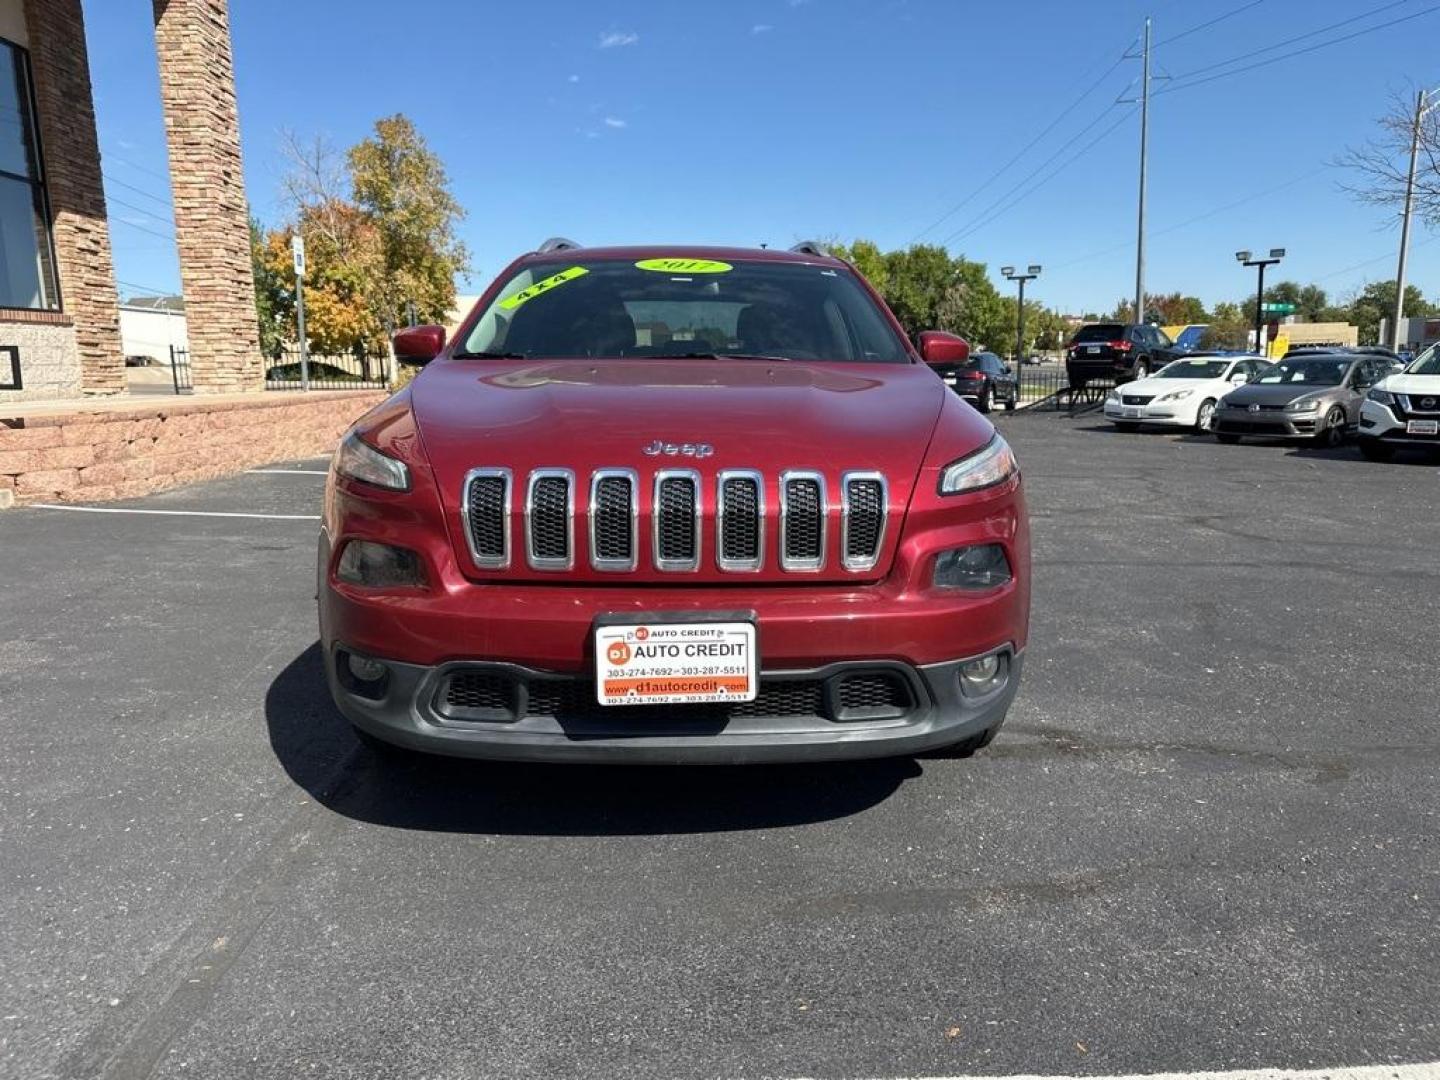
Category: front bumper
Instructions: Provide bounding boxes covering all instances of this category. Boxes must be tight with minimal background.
[1212,407,1319,437]
[1360,400,1440,445]
[325,645,1023,763]
[1103,401,1192,426]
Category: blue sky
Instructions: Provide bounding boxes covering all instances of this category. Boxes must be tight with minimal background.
[82,0,1440,316]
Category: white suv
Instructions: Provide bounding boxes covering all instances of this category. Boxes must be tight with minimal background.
[1359,346,1440,460]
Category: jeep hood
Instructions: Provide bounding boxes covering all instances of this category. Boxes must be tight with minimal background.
[409,357,958,583]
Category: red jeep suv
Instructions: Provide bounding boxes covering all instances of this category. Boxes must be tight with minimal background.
[318,241,1030,762]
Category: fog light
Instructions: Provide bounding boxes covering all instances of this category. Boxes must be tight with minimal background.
[959,652,1008,697]
[934,544,1011,589]
[347,653,388,683]
[336,540,427,588]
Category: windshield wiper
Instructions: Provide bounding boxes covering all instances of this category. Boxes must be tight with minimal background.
[452,350,528,359]
[651,352,794,362]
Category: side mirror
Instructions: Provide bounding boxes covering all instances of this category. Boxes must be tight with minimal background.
[917,330,970,367]
[393,324,446,366]
[1230,374,1248,385]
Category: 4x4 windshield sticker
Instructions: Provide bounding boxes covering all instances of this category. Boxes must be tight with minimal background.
[497,266,589,310]
[635,258,733,274]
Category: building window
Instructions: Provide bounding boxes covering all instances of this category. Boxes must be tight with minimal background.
[0,37,58,311]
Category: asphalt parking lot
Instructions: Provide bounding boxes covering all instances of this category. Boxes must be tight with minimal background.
[3,416,1439,1080]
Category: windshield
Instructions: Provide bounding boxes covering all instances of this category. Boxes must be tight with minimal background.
[1073,324,1123,343]
[458,258,909,363]
[1407,344,1440,376]
[1255,357,1351,387]
[1156,358,1230,379]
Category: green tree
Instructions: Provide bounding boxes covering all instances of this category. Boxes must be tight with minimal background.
[1199,301,1250,350]
[1262,281,1329,322]
[1347,280,1435,344]
[830,239,889,295]
[347,114,469,334]
[250,216,289,360]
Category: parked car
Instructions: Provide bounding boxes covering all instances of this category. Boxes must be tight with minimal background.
[1211,352,1399,446]
[319,241,1030,763]
[1103,353,1271,433]
[932,350,1018,412]
[1065,322,1182,389]
[1358,344,1440,460]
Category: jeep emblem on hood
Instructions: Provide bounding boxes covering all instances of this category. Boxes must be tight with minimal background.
[643,440,714,458]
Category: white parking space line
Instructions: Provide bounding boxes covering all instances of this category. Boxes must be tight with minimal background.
[28,504,320,521]
[247,468,329,476]
[846,1066,1440,1080]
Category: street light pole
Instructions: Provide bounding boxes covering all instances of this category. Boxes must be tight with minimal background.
[1134,17,1151,326]
[1001,264,1042,365]
[1237,248,1284,357]
[1391,88,1436,351]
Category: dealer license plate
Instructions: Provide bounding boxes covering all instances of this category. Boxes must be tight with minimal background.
[1123,407,1142,419]
[595,621,757,706]
[1407,419,1438,435]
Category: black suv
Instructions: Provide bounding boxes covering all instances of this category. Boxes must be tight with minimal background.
[1066,323,1182,390]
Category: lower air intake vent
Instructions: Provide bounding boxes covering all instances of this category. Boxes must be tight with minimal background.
[834,671,915,722]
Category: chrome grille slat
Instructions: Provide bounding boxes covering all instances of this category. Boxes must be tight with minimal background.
[841,472,887,572]
[780,471,826,571]
[525,469,574,570]
[654,469,701,571]
[589,469,638,571]
[461,468,511,570]
[717,470,764,571]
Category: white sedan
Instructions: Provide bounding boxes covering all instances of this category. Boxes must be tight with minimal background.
[1104,353,1272,433]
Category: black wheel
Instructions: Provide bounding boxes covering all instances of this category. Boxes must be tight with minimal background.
[1114,421,1140,433]
[1316,406,1347,447]
[1003,395,1017,412]
[976,386,992,413]
[1358,437,1396,462]
[1195,398,1217,433]
[1132,360,1149,380]
[1216,433,1242,444]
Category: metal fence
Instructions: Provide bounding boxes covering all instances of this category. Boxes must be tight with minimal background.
[1012,361,1115,412]
[164,346,390,395]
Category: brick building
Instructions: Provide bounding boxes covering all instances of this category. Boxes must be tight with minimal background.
[0,0,260,403]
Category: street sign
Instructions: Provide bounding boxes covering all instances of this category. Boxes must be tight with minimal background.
[1261,302,1295,314]
[292,235,306,279]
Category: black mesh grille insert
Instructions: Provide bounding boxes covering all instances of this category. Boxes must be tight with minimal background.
[466,475,508,562]
[527,678,824,721]
[720,476,760,564]
[656,476,697,564]
[845,479,884,564]
[529,475,570,563]
[836,672,913,715]
[441,671,516,718]
[592,475,634,563]
[783,477,823,564]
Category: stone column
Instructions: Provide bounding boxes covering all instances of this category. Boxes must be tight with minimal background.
[22,0,125,395]
[152,0,262,393]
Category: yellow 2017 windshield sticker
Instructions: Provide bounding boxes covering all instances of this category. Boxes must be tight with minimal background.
[497,266,589,310]
[635,258,733,274]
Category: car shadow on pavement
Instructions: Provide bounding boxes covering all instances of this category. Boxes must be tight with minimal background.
[266,643,920,836]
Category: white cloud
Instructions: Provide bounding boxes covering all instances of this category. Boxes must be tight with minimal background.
[751,23,774,34]
[598,31,638,48]
[603,116,626,129]
[568,74,581,83]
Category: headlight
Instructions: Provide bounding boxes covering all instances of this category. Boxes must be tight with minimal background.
[1157,389,1193,402]
[334,432,410,491]
[1368,388,1397,405]
[938,434,1018,495]
[1105,389,1121,403]
[1286,398,1320,413]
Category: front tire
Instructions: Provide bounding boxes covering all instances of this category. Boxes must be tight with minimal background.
[1004,395,1016,411]
[1195,398,1216,433]
[1358,437,1396,462]
[1132,361,1149,380]
[1316,406,1347,447]
[976,386,992,413]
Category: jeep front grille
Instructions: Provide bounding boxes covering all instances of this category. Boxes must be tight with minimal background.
[462,467,886,574]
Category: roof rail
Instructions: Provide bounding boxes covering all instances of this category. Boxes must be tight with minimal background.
[537,237,582,253]
[788,240,830,257]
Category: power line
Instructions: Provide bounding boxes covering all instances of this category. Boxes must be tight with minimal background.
[116,276,182,297]
[105,194,175,231]
[108,217,177,245]
[1314,233,1440,283]
[105,152,173,185]
[1154,0,1268,47]
[102,171,173,209]
[943,107,1137,248]
[1158,1,1435,97]
[912,36,1136,241]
